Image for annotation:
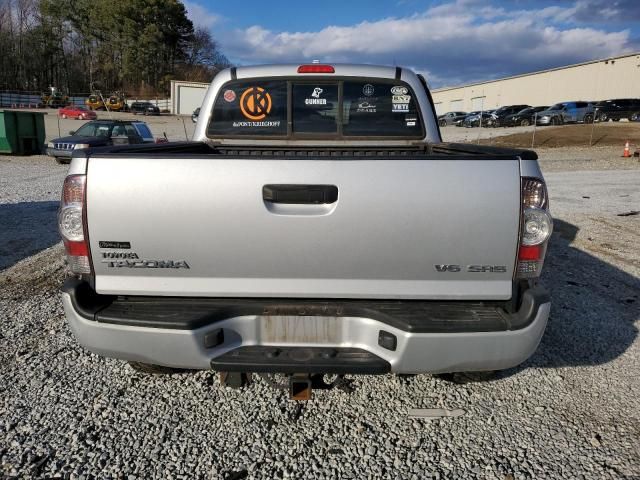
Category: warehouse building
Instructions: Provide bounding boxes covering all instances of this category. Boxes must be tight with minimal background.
[431,52,640,115]
[170,80,209,115]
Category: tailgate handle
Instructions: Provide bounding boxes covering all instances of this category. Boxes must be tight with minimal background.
[263,184,338,204]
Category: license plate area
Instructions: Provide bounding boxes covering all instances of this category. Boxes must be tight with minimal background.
[259,315,341,344]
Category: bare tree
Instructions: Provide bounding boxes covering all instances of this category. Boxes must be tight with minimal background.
[180,26,231,82]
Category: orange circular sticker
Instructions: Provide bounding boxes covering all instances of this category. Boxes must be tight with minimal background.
[240,87,272,120]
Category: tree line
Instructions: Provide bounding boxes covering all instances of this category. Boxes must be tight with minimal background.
[0,0,230,96]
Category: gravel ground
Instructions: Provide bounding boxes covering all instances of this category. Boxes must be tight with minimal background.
[1,152,639,479]
[0,156,67,270]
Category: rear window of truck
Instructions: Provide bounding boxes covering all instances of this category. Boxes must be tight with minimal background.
[207,79,424,139]
[342,81,422,136]
[207,81,288,136]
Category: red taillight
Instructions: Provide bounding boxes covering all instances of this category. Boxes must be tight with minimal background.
[59,175,91,275]
[65,240,89,257]
[297,64,335,73]
[518,244,541,261]
[517,177,552,278]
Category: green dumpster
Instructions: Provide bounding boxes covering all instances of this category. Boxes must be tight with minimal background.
[0,110,46,155]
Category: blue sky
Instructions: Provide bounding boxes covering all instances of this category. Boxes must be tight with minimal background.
[184,0,640,88]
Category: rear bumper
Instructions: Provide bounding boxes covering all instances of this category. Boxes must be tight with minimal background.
[61,279,550,374]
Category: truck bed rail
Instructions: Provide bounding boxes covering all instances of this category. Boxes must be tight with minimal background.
[78,141,537,160]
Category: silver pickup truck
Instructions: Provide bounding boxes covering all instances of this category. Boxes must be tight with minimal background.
[59,64,552,395]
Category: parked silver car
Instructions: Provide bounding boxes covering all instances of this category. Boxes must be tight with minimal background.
[536,101,595,125]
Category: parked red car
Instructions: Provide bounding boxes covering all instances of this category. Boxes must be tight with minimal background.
[58,105,97,120]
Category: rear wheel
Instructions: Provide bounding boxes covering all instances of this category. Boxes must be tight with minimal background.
[583,114,593,124]
[550,116,560,126]
[520,119,530,127]
[439,119,447,127]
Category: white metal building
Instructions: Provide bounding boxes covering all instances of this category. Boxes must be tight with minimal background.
[431,52,640,115]
[170,80,209,115]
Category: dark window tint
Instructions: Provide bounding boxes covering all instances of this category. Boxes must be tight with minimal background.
[208,80,287,136]
[111,124,127,136]
[75,122,113,137]
[342,81,422,136]
[575,102,588,108]
[123,125,136,136]
[292,84,339,134]
[134,123,153,139]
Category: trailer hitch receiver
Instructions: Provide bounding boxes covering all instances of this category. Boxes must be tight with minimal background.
[290,374,312,401]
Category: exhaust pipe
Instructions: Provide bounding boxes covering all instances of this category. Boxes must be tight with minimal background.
[289,374,312,401]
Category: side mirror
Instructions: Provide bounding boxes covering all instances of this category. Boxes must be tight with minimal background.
[69,131,75,135]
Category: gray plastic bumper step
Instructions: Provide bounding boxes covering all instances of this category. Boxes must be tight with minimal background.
[210,346,390,374]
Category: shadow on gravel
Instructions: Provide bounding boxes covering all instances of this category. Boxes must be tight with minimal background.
[0,201,60,270]
[513,218,639,373]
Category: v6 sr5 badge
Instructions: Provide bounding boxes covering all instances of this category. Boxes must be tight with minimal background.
[435,264,507,273]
